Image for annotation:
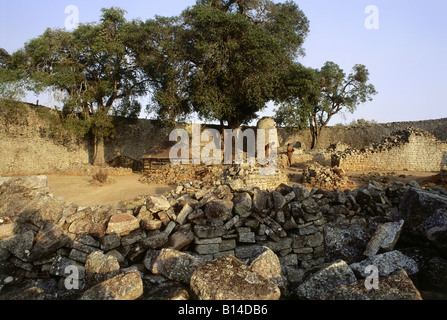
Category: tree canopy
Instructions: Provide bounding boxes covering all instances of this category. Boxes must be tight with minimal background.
[11,7,148,164]
[275,61,377,149]
[129,0,310,128]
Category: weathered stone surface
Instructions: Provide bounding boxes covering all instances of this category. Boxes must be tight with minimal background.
[146,195,171,213]
[232,192,252,218]
[139,232,169,250]
[247,246,284,289]
[252,188,269,211]
[147,248,206,284]
[419,209,447,254]
[0,230,34,261]
[294,260,357,300]
[271,191,287,211]
[145,281,190,300]
[85,251,120,288]
[106,213,140,236]
[204,199,233,222]
[29,222,71,261]
[399,188,447,250]
[350,250,419,278]
[100,233,121,251]
[194,225,226,239]
[190,255,281,300]
[167,225,194,251]
[80,270,143,300]
[364,220,404,257]
[321,268,423,300]
[323,222,371,264]
[176,204,193,225]
[49,256,85,279]
[0,223,14,240]
[301,198,319,214]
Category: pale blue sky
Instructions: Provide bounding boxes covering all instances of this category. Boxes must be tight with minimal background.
[0,0,446,125]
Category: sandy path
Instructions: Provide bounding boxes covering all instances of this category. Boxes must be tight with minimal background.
[47,174,175,206]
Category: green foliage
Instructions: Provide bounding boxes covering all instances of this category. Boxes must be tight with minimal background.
[8,7,149,164]
[129,0,309,127]
[274,61,377,148]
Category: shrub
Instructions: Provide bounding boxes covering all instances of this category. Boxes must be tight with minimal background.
[92,169,109,184]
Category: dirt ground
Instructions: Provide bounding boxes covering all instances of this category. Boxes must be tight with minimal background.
[47,174,175,206]
[45,168,445,207]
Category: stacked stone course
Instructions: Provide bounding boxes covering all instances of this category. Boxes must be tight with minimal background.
[334,128,447,172]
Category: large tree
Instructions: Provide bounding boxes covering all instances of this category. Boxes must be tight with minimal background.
[130,0,310,128]
[275,61,377,149]
[12,8,147,165]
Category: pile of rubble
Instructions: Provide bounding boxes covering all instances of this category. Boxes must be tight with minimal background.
[139,165,225,187]
[301,163,350,189]
[1,175,447,300]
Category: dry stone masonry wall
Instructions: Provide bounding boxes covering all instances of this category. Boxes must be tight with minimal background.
[334,128,447,172]
[1,174,447,300]
[1,104,447,176]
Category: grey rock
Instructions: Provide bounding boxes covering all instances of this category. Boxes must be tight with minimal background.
[148,248,206,284]
[204,199,233,222]
[350,250,419,278]
[80,270,143,300]
[0,230,34,261]
[294,260,357,299]
[190,255,281,300]
[100,233,121,251]
[323,222,371,264]
[232,192,252,218]
[139,232,169,250]
[194,225,227,239]
[301,198,319,214]
[85,251,120,288]
[29,223,71,261]
[321,268,422,300]
[271,191,287,211]
[364,220,404,257]
[252,188,269,211]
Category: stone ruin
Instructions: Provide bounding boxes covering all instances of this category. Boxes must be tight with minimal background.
[332,128,447,172]
[1,174,447,300]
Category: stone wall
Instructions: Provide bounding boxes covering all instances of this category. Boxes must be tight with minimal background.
[2,175,447,300]
[1,103,446,175]
[280,118,447,151]
[335,128,447,172]
[442,152,447,182]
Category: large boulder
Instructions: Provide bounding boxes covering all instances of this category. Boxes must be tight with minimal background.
[350,250,419,278]
[363,220,404,257]
[294,260,357,300]
[399,188,447,253]
[321,268,422,300]
[323,222,371,264]
[80,270,143,300]
[190,255,281,300]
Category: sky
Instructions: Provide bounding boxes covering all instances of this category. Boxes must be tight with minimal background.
[0,0,446,126]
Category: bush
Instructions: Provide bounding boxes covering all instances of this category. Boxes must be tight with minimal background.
[92,169,109,184]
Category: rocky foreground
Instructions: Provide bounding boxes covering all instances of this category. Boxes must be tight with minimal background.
[0,174,446,300]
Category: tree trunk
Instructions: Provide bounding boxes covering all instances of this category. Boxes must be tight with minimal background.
[310,129,318,150]
[93,135,106,166]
